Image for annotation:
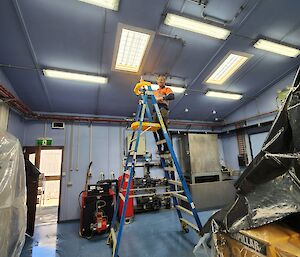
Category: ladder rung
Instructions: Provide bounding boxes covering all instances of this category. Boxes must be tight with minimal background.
[168,180,182,186]
[128,190,184,198]
[171,192,188,202]
[164,166,175,172]
[156,139,166,145]
[120,186,170,192]
[160,153,172,159]
[180,218,200,233]
[119,193,125,202]
[110,228,116,247]
[176,205,193,216]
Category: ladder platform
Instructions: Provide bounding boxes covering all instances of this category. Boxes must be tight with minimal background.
[168,179,182,186]
[176,205,193,215]
[171,192,188,202]
[131,122,160,132]
[180,218,200,233]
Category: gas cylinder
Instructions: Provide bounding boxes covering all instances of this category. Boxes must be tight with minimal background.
[118,172,134,224]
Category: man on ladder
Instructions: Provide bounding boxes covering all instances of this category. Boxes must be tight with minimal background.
[153,75,175,154]
[108,79,203,257]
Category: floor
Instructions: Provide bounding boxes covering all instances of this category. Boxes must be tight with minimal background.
[35,205,58,225]
[21,209,214,257]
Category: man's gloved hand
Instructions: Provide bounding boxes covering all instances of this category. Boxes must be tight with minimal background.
[155,96,164,103]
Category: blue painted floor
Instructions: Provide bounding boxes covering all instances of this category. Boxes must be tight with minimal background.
[21,209,214,257]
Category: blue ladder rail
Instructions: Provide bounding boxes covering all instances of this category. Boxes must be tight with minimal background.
[107,82,203,257]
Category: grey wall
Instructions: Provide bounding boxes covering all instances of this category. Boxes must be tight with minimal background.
[220,133,240,170]
[220,71,297,170]
[21,120,166,221]
[23,121,124,221]
[225,72,296,128]
[249,132,268,159]
[7,110,25,144]
[0,68,18,97]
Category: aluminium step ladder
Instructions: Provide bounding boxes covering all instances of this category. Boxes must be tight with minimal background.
[107,80,203,257]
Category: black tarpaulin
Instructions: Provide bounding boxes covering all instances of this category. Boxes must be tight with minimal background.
[203,66,300,234]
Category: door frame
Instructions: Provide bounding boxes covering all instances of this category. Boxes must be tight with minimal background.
[23,146,64,223]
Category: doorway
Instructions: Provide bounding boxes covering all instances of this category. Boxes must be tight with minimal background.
[24,146,63,226]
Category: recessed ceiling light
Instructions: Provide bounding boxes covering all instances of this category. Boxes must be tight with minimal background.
[184,108,189,112]
[151,84,185,94]
[214,117,219,121]
[112,24,155,73]
[206,90,242,100]
[253,39,300,57]
[205,51,251,85]
[164,13,230,40]
[43,69,108,84]
[212,110,217,114]
[79,0,119,11]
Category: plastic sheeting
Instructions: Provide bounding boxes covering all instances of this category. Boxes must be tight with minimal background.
[197,66,300,256]
[0,131,26,257]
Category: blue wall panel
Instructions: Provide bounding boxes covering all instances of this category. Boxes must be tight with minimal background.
[7,110,25,144]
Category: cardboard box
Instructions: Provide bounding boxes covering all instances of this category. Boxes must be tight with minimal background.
[216,223,300,257]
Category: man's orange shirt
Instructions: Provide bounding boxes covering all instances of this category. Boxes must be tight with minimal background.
[154,86,173,109]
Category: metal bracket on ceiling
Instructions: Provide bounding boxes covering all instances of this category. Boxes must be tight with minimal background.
[187,0,208,6]
[157,32,186,46]
[188,0,251,26]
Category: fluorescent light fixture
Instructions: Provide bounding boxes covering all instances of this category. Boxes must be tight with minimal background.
[112,23,155,73]
[43,69,108,84]
[206,90,242,100]
[151,84,185,94]
[164,13,230,40]
[254,39,300,57]
[79,0,119,11]
[206,51,251,85]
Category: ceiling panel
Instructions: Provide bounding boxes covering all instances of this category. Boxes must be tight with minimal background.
[0,0,34,67]
[2,68,50,111]
[0,0,300,121]
[170,90,242,121]
[18,0,106,74]
[45,78,100,114]
[97,72,140,116]
[226,54,299,96]
[237,0,300,44]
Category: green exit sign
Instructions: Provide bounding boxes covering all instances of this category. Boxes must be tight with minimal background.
[36,138,53,146]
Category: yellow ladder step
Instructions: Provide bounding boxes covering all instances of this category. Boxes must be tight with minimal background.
[131,122,160,132]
